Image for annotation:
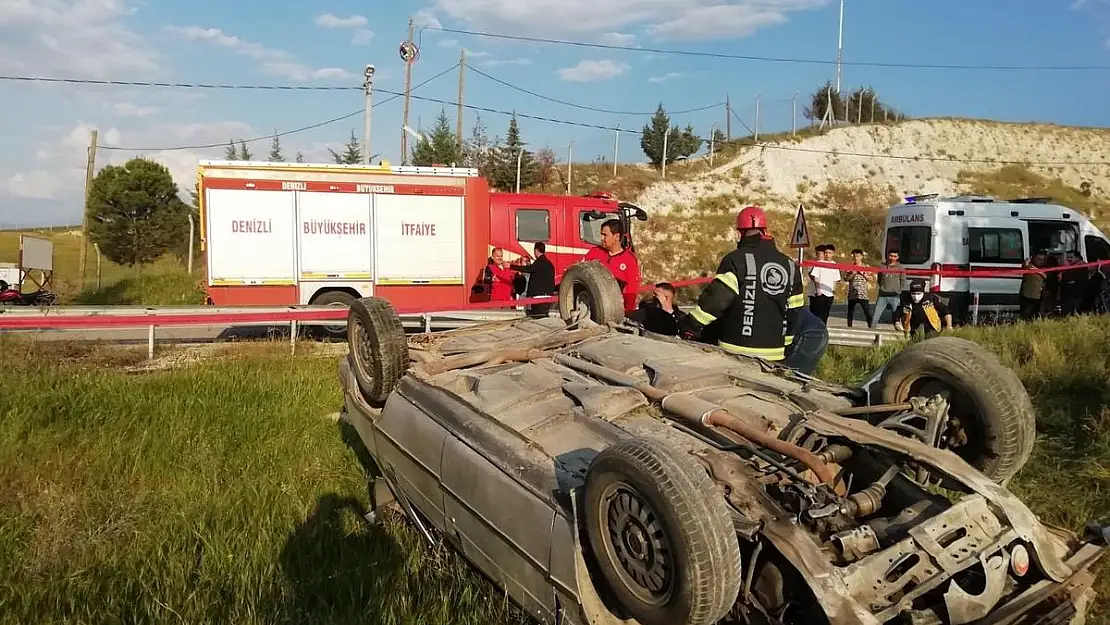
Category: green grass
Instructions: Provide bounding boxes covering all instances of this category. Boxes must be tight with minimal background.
[0,340,528,625]
[1,317,1107,624]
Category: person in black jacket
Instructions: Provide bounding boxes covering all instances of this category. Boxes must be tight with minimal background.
[679,205,806,362]
[631,282,687,335]
[510,242,556,317]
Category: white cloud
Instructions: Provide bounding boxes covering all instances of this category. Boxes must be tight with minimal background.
[165,26,351,81]
[646,71,681,83]
[599,32,636,46]
[0,0,159,79]
[464,49,490,57]
[438,38,459,47]
[429,0,827,40]
[557,59,629,82]
[413,8,443,29]
[647,4,787,40]
[315,13,368,28]
[351,29,374,45]
[479,57,532,67]
[113,102,158,118]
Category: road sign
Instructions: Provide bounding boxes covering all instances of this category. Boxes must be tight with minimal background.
[789,204,810,248]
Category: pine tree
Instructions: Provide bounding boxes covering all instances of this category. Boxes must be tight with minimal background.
[224,140,238,160]
[237,140,252,161]
[463,113,494,176]
[489,115,536,191]
[640,104,700,168]
[268,135,284,162]
[329,130,365,164]
[411,109,465,166]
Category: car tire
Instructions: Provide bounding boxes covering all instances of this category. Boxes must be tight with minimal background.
[876,336,1036,485]
[313,290,357,339]
[583,438,741,625]
[347,297,408,406]
[558,261,626,326]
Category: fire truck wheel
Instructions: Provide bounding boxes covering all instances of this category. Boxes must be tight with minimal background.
[558,261,625,326]
[347,297,409,406]
[313,290,358,339]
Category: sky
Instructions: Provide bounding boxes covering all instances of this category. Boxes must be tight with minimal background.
[2,0,1110,228]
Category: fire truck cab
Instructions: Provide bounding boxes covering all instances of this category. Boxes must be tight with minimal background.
[196,160,644,326]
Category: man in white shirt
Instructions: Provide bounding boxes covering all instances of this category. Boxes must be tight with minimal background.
[808,244,841,323]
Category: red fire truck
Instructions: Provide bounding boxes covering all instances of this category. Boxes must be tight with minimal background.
[196,160,646,318]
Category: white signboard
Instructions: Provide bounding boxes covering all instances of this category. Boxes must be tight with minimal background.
[20,235,53,271]
[374,194,465,284]
[297,192,374,279]
[205,188,296,283]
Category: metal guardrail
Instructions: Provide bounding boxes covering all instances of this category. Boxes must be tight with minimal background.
[0,304,902,358]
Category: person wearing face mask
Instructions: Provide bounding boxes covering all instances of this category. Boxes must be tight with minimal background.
[900,279,952,338]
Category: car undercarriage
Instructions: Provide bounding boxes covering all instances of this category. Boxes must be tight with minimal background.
[336,261,1105,625]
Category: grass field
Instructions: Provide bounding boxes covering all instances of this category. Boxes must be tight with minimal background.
[0,228,204,305]
[1,316,1107,624]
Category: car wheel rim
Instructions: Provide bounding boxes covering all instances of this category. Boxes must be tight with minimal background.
[323,301,347,334]
[599,482,674,607]
[353,317,376,383]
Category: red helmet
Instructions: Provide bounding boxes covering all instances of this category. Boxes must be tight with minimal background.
[736,205,768,231]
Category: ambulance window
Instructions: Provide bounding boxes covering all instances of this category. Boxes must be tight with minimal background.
[969,228,1024,263]
[1086,235,1110,261]
[580,212,607,245]
[885,226,930,264]
[516,209,551,242]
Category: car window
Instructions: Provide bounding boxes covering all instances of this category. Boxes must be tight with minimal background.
[516,208,551,242]
[580,212,607,245]
[885,226,930,264]
[969,227,1024,263]
[1084,235,1110,261]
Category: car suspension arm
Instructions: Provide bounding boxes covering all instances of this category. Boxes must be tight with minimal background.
[550,354,835,485]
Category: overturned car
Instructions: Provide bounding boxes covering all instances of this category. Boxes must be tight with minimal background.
[336,261,1104,625]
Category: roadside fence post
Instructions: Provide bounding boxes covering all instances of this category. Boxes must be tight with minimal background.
[147,324,155,360]
[971,293,980,326]
[290,320,298,355]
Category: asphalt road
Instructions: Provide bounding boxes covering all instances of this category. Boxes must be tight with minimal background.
[3,303,903,346]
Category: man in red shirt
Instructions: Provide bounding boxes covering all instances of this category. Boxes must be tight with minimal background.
[485,247,518,302]
[583,218,641,312]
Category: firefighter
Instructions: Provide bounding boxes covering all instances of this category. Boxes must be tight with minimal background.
[678,205,806,362]
[583,218,641,313]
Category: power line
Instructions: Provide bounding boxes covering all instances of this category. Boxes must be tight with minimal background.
[96,64,459,152]
[0,75,363,90]
[466,64,723,116]
[426,26,1110,72]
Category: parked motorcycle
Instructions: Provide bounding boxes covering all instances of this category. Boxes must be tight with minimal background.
[0,280,58,306]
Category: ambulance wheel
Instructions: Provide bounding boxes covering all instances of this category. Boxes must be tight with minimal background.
[558,261,625,326]
[876,336,1036,486]
[347,297,409,406]
[313,290,357,339]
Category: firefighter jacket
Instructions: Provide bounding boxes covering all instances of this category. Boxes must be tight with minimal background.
[683,236,806,361]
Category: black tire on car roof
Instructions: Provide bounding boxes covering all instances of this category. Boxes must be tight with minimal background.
[557,261,626,326]
[347,296,409,406]
[583,438,742,625]
[875,335,1036,486]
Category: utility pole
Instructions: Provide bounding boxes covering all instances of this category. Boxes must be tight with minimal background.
[661,122,669,179]
[754,94,761,141]
[836,0,844,93]
[613,123,619,176]
[456,48,466,151]
[362,64,376,165]
[725,94,732,140]
[400,17,415,164]
[79,128,98,290]
[567,141,573,195]
[792,92,798,136]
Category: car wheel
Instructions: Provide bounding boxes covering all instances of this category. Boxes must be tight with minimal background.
[876,336,1036,485]
[347,297,408,406]
[583,439,741,625]
[557,261,625,326]
[313,290,357,339]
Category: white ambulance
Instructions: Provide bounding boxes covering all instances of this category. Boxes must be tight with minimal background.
[880,194,1110,321]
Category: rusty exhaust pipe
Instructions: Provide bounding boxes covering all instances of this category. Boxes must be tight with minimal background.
[551,354,835,485]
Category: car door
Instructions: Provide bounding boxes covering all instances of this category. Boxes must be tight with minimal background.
[371,393,449,533]
[964,218,1027,307]
[440,436,559,623]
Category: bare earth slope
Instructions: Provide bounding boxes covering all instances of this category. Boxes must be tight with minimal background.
[635,118,1110,216]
